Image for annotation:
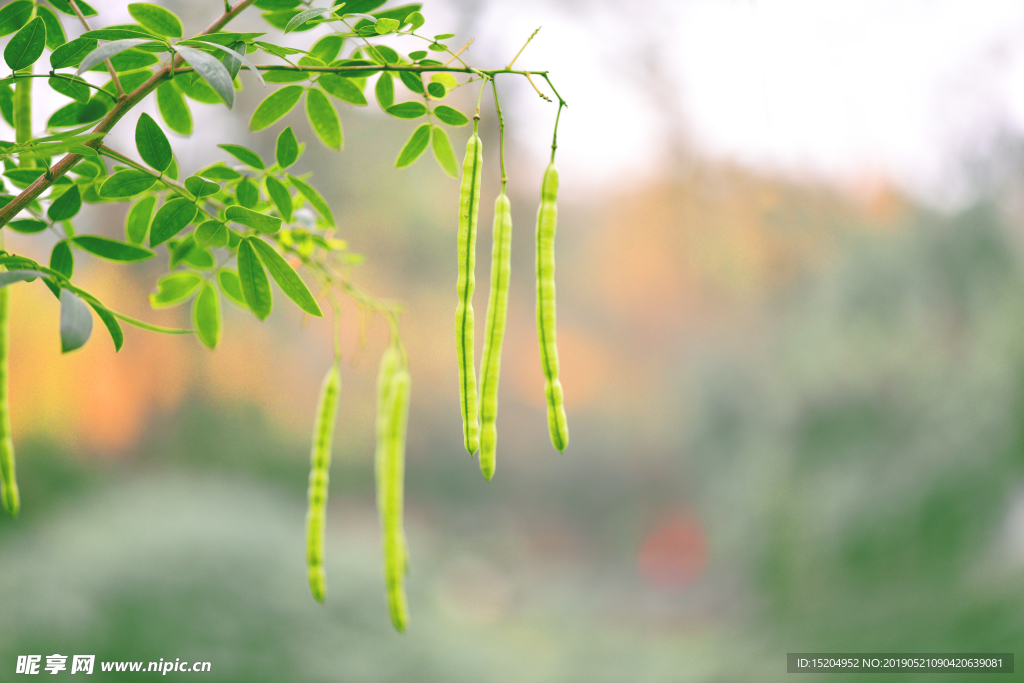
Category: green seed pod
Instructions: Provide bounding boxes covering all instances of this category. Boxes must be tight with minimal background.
[0,286,18,517]
[478,192,512,480]
[535,163,568,452]
[306,362,341,602]
[376,350,411,632]
[455,133,483,455]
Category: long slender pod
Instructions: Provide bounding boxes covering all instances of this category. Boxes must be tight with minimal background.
[478,192,512,480]
[536,163,569,452]
[455,131,483,455]
[0,285,18,517]
[306,362,341,602]
[374,345,401,512]
[377,353,411,631]
[0,66,28,517]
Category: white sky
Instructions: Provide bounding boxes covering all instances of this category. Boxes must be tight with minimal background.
[461,0,1024,203]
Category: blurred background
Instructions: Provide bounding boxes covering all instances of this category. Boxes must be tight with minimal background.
[2,0,1024,680]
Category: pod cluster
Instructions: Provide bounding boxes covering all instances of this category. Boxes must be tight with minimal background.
[455,131,569,482]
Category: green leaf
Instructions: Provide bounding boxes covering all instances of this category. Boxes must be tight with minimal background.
[165,154,179,180]
[50,240,73,278]
[75,38,155,75]
[217,269,247,308]
[426,81,446,99]
[218,144,265,170]
[37,6,66,50]
[194,220,228,248]
[149,272,201,308]
[375,72,394,110]
[166,235,207,270]
[237,239,272,320]
[184,175,219,198]
[310,34,344,63]
[149,197,198,247]
[127,3,183,38]
[285,8,327,33]
[79,28,157,41]
[250,85,304,132]
[156,81,192,135]
[197,163,241,181]
[433,104,468,126]
[226,205,282,233]
[48,75,90,104]
[398,70,424,95]
[73,235,155,262]
[332,0,385,13]
[317,74,367,106]
[100,169,158,198]
[192,282,221,349]
[5,18,45,72]
[427,42,446,52]
[48,184,82,221]
[50,37,97,69]
[367,3,421,25]
[263,70,308,83]
[387,101,428,119]
[276,126,299,168]
[430,125,458,178]
[174,45,234,108]
[254,40,306,57]
[0,84,13,127]
[265,176,293,222]
[135,113,172,172]
[305,87,342,151]
[106,48,159,73]
[366,45,398,65]
[125,195,155,244]
[408,50,427,61]
[433,33,455,40]
[7,219,47,234]
[3,168,45,187]
[248,236,322,316]
[86,299,124,351]
[184,39,263,84]
[287,174,334,226]
[394,123,430,168]
[406,11,425,30]
[60,288,93,353]
[172,72,222,104]
[0,1,32,38]
[48,0,98,17]
[374,17,400,34]
[235,178,257,208]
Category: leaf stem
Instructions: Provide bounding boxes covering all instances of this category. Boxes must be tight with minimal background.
[491,78,506,190]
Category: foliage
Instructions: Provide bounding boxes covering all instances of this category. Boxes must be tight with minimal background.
[0,0,566,631]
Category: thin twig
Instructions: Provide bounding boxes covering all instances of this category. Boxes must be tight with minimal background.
[444,39,473,66]
[506,27,540,70]
[67,0,124,98]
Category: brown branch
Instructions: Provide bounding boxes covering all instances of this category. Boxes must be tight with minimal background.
[0,0,258,229]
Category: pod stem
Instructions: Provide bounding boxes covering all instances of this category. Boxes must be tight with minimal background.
[491,78,507,191]
[540,74,567,163]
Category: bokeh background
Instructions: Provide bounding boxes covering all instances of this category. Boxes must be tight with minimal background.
[2,0,1024,680]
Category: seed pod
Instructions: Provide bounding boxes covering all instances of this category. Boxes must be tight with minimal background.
[306,362,341,602]
[375,346,411,631]
[455,133,482,455]
[535,163,568,452]
[478,192,512,480]
[0,287,18,517]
